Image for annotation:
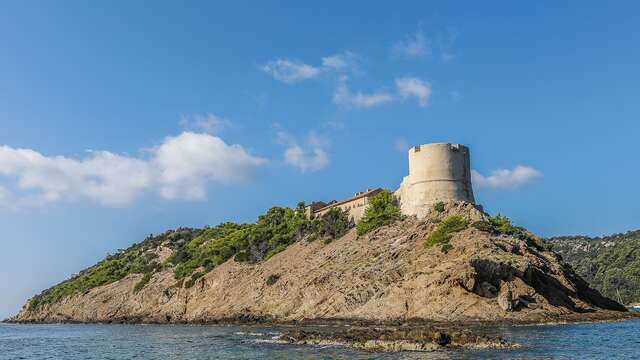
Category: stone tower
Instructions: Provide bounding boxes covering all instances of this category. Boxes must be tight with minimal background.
[395,143,475,218]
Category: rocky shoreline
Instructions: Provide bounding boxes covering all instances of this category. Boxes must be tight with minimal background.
[5,310,637,325]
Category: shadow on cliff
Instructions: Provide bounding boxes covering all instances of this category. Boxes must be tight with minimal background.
[469,259,627,313]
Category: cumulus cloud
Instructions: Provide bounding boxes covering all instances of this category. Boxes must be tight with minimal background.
[179,113,231,134]
[472,166,542,189]
[0,132,266,207]
[278,131,329,173]
[261,59,321,84]
[0,147,152,206]
[396,77,432,107]
[333,76,394,109]
[393,30,430,58]
[153,132,266,200]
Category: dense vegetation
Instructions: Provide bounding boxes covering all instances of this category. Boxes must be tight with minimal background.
[549,230,640,305]
[312,207,353,243]
[356,190,402,235]
[169,205,350,282]
[424,215,468,253]
[29,204,352,309]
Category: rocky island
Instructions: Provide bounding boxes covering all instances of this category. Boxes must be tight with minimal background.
[8,143,635,351]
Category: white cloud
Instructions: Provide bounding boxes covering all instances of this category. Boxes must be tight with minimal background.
[0,147,152,206]
[284,146,329,173]
[333,76,394,109]
[395,77,432,107]
[179,113,231,134]
[263,51,358,84]
[393,30,430,58]
[0,132,266,207]
[278,131,329,173]
[321,51,359,71]
[153,132,266,200]
[261,59,321,84]
[472,166,542,189]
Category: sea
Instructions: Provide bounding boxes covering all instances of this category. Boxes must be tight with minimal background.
[1,316,639,359]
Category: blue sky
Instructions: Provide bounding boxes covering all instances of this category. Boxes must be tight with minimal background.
[1,1,639,318]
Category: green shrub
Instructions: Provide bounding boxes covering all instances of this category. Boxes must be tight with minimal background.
[433,201,446,213]
[314,207,352,242]
[174,260,201,280]
[472,216,530,239]
[424,215,469,252]
[471,220,495,233]
[133,273,152,293]
[233,250,249,262]
[356,190,401,235]
[265,243,288,260]
[266,274,280,286]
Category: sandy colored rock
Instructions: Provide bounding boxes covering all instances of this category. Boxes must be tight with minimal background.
[11,203,630,324]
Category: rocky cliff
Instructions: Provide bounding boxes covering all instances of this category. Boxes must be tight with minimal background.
[11,203,629,324]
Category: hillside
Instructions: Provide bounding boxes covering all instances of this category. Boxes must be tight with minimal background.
[549,230,640,305]
[10,196,630,324]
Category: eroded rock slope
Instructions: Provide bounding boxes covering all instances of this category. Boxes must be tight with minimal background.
[12,203,628,324]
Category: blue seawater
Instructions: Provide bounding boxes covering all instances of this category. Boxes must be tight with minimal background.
[1,318,639,359]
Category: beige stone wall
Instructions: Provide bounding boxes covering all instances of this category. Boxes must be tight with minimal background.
[395,143,475,219]
[314,196,371,223]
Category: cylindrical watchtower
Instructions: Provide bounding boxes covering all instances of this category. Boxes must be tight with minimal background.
[396,143,475,218]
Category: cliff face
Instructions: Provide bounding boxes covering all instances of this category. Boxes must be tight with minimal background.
[12,203,628,324]
[549,230,640,305]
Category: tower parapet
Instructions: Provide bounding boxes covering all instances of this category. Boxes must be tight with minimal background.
[395,143,475,218]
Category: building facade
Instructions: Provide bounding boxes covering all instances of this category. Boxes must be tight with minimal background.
[304,188,382,223]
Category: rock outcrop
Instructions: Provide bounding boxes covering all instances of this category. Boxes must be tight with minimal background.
[10,202,630,324]
[277,325,516,351]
